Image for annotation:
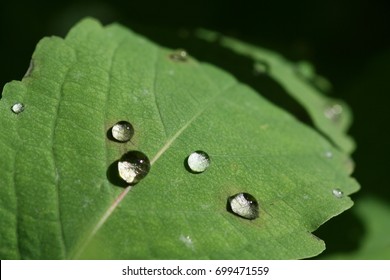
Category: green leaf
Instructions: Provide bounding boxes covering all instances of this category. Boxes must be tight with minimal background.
[0,18,359,259]
[196,29,355,154]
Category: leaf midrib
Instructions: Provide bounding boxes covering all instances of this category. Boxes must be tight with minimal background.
[71,49,237,258]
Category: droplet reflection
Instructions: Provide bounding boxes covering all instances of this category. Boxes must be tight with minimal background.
[186,151,210,173]
[11,103,24,114]
[228,192,259,220]
[111,121,134,142]
[118,151,150,184]
[324,103,343,122]
[169,49,188,62]
[332,188,344,198]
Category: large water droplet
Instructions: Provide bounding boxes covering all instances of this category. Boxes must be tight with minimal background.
[186,151,210,173]
[169,49,188,62]
[11,103,24,114]
[111,121,134,142]
[118,151,150,184]
[332,188,344,198]
[228,192,259,220]
[324,103,343,122]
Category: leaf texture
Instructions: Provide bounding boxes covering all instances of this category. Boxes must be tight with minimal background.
[0,18,359,259]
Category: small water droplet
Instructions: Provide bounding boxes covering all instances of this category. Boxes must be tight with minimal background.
[295,61,315,80]
[313,75,332,92]
[111,121,134,142]
[253,61,269,75]
[324,151,333,158]
[118,151,150,184]
[169,49,188,62]
[332,188,344,198]
[186,151,210,173]
[324,103,343,122]
[228,192,259,220]
[11,103,24,114]
[179,235,194,250]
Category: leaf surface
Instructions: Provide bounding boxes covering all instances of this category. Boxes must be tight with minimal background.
[0,18,359,259]
[196,29,355,154]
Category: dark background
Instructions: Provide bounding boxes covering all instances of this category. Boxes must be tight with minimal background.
[1,0,389,258]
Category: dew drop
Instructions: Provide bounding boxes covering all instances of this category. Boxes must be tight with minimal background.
[228,192,259,220]
[332,188,344,198]
[179,235,194,250]
[111,121,134,142]
[295,60,315,80]
[11,103,24,114]
[118,151,150,184]
[324,151,333,158]
[253,61,269,75]
[186,151,210,173]
[169,49,188,62]
[324,103,343,122]
[313,75,332,93]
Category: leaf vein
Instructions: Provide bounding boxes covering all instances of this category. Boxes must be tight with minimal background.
[52,55,76,258]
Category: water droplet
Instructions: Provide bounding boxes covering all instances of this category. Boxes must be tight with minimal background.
[111,121,134,142]
[228,192,259,220]
[179,235,194,250]
[169,49,188,62]
[186,151,210,173]
[253,61,269,75]
[118,151,150,184]
[332,188,344,198]
[11,103,24,114]
[324,103,343,122]
[295,61,315,80]
[313,75,332,92]
[324,151,333,158]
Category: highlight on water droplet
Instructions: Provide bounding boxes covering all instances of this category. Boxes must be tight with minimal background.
[110,121,134,142]
[169,49,188,62]
[324,103,343,122]
[186,151,210,173]
[11,103,24,114]
[227,192,259,220]
[118,151,151,184]
[332,188,344,198]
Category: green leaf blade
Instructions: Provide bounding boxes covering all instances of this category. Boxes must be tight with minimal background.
[0,18,359,260]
